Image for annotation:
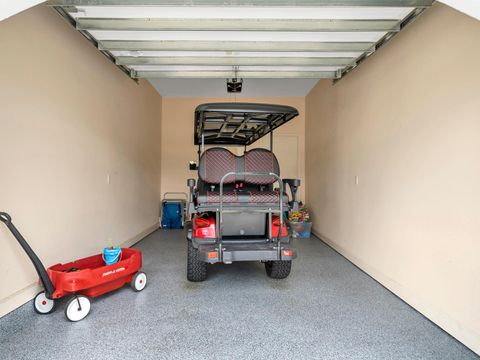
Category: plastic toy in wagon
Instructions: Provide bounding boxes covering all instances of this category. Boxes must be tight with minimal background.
[0,212,147,322]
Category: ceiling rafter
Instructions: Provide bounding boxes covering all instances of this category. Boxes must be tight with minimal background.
[77,18,401,32]
[115,56,355,66]
[131,70,341,79]
[98,40,377,52]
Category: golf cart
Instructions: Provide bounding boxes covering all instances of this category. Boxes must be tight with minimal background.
[186,103,301,281]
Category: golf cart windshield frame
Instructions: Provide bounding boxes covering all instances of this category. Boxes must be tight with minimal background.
[194,102,299,146]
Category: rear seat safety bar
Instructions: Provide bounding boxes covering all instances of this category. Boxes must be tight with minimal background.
[218,172,284,261]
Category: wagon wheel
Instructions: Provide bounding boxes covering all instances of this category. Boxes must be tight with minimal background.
[131,272,147,292]
[65,295,91,322]
[33,291,55,314]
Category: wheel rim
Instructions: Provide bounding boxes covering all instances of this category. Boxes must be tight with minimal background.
[66,297,91,322]
[34,292,54,314]
[135,273,147,291]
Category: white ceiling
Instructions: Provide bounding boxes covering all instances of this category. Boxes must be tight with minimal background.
[439,0,480,20]
[149,78,319,97]
[0,0,42,21]
[3,1,478,97]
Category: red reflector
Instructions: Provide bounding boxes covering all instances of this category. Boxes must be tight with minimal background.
[207,251,218,259]
[282,249,293,257]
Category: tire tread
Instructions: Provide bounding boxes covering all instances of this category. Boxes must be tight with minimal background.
[265,260,292,279]
[187,241,207,282]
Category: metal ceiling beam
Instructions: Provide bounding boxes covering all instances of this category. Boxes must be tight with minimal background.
[48,0,433,7]
[116,56,354,66]
[77,18,400,32]
[99,40,375,52]
[132,70,340,79]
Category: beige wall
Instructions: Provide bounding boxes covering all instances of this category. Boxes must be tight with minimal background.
[0,6,162,316]
[306,3,480,355]
[161,97,305,201]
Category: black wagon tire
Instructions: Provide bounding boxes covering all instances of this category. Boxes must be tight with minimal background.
[265,260,292,279]
[187,241,207,282]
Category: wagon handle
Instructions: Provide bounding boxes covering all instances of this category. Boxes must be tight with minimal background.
[0,212,11,225]
[0,212,55,299]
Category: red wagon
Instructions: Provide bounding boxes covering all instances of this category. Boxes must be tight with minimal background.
[1,212,147,322]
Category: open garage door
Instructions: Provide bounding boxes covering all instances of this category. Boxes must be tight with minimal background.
[45,0,434,81]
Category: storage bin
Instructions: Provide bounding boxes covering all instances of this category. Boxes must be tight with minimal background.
[289,221,312,239]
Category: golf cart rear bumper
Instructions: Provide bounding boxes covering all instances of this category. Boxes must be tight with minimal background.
[197,243,297,263]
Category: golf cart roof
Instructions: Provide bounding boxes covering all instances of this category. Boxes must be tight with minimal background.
[194,102,299,146]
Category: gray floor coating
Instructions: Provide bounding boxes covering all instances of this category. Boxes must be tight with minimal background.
[0,230,478,360]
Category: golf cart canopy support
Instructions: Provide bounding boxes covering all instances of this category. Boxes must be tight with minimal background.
[194,102,299,146]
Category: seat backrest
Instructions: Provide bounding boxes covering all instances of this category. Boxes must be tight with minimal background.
[244,148,280,185]
[198,147,237,184]
[198,147,280,185]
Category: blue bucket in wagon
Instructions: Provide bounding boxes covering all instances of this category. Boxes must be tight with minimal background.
[103,246,122,265]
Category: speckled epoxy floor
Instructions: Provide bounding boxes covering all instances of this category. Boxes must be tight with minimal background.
[0,230,478,360]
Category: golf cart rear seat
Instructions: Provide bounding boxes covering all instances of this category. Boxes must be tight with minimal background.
[196,147,287,207]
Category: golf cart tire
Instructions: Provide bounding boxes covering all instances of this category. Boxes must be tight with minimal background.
[265,260,291,279]
[187,241,207,282]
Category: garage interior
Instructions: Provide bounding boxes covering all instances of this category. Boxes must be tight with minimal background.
[0,1,479,359]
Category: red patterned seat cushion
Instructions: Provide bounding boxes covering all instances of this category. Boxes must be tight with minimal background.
[205,191,239,203]
[197,190,284,205]
[244,149,280,185]
[198,147,280,185]
[198,147,237,184]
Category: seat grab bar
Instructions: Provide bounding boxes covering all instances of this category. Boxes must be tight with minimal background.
[218,172,284,256]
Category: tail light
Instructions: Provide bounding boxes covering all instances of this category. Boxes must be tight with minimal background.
[193,215,216,239]
[282,249,293,257]
[272,216,288,237]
